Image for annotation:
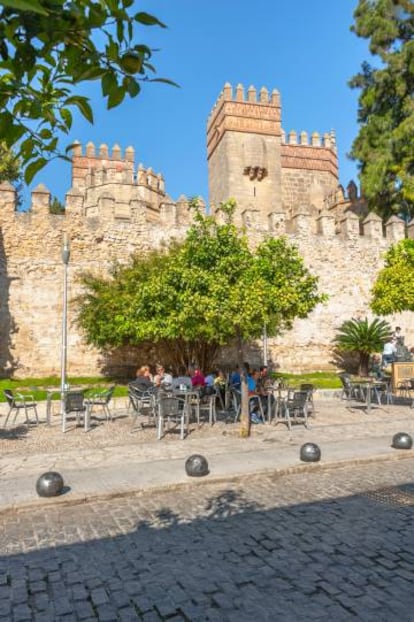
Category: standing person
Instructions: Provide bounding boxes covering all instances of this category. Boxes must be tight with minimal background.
[393,326,404,345]
[382,339,396,368]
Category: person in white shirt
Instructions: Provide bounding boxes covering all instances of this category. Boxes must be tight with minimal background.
[382,339,396,367]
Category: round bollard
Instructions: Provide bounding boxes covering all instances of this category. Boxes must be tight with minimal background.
[300,442,321,463]
[185,454,209,477]
[36,471,64,497]
[392,432,413,450]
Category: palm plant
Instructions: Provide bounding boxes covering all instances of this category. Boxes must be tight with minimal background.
[333,317,392,377]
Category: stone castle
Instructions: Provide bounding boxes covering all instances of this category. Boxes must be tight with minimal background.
[1,82,413,378]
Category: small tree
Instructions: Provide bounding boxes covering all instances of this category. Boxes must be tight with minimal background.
[334,317,392,376]
[76,199,327,436]
[371,239,414,314]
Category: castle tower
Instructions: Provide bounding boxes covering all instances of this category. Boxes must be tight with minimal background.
[207,83,282,226]
[207,83,339,226]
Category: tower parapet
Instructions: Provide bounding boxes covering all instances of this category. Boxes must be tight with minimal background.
[207,82,281,161]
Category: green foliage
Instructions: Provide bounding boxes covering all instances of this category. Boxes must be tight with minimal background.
[0,376,126,402]
[349,1,414,220]
[333,316,392,376]
[273,372,342,390]
[76,199,327,370]
[0,0,174,183]
[49,196,65,215]
[371,238,414,313]
[0,142,21,183]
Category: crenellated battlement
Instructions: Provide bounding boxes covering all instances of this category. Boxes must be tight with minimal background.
[1,81,414,379]
[207,83,282,161]
[71,140,165,195]
[281,128,337,151]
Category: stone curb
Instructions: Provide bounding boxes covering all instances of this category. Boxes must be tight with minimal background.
[2,449,413,517]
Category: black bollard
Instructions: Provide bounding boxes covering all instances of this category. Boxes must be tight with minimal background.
[392,432,413,450]
[185,454,209,477]
[36,471,64,497]
[300,442,321,462]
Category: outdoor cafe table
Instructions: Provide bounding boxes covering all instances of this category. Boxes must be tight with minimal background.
[171,388,201,424]
[45,386,85,425]
[353,379,389,413]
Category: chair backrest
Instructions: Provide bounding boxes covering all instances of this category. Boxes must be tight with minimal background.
[286,390,309,408]
[3,389,14,406]
[231,389,241,408]
[158,396,184,416]
[104,384,116,403]
[338,373,351,387]
[65,391,85,412]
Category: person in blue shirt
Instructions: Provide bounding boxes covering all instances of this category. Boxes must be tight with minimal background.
[230,366,241,389]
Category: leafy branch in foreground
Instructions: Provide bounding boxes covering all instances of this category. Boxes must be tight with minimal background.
[0,0,175,183]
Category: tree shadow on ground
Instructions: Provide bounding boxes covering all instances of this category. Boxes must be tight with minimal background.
[0,424,28,440]
[2,475,414,620]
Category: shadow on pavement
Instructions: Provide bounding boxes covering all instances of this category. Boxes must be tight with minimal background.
[1,480,414,620]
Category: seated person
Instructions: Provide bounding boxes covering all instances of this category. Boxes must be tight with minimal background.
[131,365,154,393]
[230,366,241,390]
[153,364,173,388]
[369,354,383,379]
[247,369,264,423]
[205,371,216,387]
[191,367,206,388]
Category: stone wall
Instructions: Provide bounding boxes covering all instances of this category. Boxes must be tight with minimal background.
[1,83,414,378]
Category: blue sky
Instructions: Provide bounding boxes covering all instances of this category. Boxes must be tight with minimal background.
[30,1,369,205]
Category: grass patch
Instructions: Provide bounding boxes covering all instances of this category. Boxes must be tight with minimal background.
[0,372,343,403]
[272,371,342,389]
[0,377,129,402]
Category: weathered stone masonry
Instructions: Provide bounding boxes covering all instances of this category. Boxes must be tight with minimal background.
[1,82,413,377]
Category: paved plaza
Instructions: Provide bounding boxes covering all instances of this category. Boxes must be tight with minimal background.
[1,394,414,620]
[2,459,414,621]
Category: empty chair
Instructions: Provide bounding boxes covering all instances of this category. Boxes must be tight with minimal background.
[299,383,316,417]
[281,390,310,431]
[3,389,39,427]
[198,393,217,425]
[62,390,89,432]
[157,395,187,440]
[84,385,116,422]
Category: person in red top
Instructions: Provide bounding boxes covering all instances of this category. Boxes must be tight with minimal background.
[191,367,206,388]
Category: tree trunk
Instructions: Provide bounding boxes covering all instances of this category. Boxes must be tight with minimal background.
[359,352,370,377]
[236,327,250,438]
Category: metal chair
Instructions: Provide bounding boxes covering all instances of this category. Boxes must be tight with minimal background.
[157,395,187,440]
[299,383,316,417]
[338,374,363,402]
[62,390,89,432]
[230,389,265,423]
[128,384,157,428]
[3,389,39,427]
[198,393,217,425]
[84,384,116,422]
[282,390,310,431]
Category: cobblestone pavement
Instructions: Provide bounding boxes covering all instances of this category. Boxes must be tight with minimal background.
[2,459,414,621]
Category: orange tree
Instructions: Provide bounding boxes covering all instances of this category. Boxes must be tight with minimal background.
[76,199,327,434]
